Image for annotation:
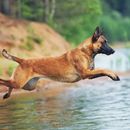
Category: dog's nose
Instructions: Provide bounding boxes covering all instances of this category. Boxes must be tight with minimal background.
[111,49,115,54]
[110,49,115,54]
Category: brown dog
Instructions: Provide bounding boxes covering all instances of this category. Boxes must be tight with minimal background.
[0,27,120,99]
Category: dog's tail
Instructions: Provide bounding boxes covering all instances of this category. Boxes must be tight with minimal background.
[2,49,23,64]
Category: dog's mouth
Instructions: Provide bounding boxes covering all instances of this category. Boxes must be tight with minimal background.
[99,43,115,55]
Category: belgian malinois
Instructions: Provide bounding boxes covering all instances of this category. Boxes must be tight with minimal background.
[0,27,120,99]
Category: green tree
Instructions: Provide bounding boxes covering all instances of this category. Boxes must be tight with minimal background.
[52,0,102,45]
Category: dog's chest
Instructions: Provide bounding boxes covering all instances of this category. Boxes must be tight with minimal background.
[89,60,95,70]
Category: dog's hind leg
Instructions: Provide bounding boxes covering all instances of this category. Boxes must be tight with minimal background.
[2,49,23,64]
[22,77,41,91]
[3,87,13,99]
[0,79,14,99]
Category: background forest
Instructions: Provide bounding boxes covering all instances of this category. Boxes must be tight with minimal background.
[0,0,130,45]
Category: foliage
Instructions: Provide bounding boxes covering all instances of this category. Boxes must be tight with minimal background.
[20,0,44,21]
[100,11,130,43]
[0,66,3,75]
[102,0,130,17]
[7,63,17,76]
[20,25,43,50]
[27,25,43,45]
[0,0,130,45]
[53,0,102,45]
[99,0,130,43]
[22,41,34,51]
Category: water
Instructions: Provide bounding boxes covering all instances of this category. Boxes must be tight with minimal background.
[0,77,130,130]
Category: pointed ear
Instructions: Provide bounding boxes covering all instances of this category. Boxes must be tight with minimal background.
[92,26,101,43]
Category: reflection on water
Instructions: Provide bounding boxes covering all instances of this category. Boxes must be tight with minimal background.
[0,77,130,130]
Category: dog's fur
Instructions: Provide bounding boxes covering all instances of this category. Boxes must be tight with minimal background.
[0,27,120,99]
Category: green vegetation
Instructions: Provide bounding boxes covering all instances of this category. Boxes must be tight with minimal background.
[7,63,17,76]
[27,25,43,45]
[125,42,130,48]
[100,0,130,43]
[0,66,3,75]
[21,25,43,50]
[22,41,34,51]
[53,0,102,45]
[0,0,130,45]
[31,36,43,45]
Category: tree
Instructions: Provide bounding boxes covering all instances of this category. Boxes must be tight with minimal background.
[52,0,102,44]
[44,0,56,23]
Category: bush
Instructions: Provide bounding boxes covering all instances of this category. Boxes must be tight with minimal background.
[27,25,43,45]
[7,63,17,76]
[23,40,34,51]
[51,0,102,45]
[0,66,3,75]
[28,35,43,45]
[100,11,130,43]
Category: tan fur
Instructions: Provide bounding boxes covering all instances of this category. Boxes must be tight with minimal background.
[0,27,120,99]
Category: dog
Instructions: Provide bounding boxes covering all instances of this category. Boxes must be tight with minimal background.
[0,26,120,99]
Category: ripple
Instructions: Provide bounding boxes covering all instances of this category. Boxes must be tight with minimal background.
[0,78,130,130]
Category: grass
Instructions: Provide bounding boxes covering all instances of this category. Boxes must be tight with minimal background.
[0,66,3,75]
[27,25,43,45]
[21,25,43,51]
[7,63,17,76]
[21,41,34,51]
[27,35,43,45]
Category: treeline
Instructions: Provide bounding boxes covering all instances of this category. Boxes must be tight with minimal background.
[101,0,130,43]
[0,0,130,45]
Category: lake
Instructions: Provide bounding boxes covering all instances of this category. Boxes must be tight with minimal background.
[0,77,130,130]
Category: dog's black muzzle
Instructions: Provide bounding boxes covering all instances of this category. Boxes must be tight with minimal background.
[99,43,115,55]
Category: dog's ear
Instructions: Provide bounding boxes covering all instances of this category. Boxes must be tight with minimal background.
[92,26,101,43]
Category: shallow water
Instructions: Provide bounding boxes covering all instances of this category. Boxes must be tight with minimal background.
[0,77,130,130]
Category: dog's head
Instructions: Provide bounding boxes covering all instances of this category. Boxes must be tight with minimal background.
[91,27,115,55]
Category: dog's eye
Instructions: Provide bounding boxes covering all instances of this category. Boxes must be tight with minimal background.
[101,41,104,44]
[104,39,107,43]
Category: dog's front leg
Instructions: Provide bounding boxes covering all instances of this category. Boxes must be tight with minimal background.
[88,74,105,79]
[72,55,119,81]
[81,69,120,81]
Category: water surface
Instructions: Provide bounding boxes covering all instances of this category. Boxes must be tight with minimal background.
[0,77,130,130]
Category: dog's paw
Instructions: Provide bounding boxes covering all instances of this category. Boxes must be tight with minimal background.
[2,49,8,57]
[115,75,120,81]
[109,73,120,81]
[3,93,10,99]
[2,49,7,54]
[112,75,120,81]
[2,49,12,60]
